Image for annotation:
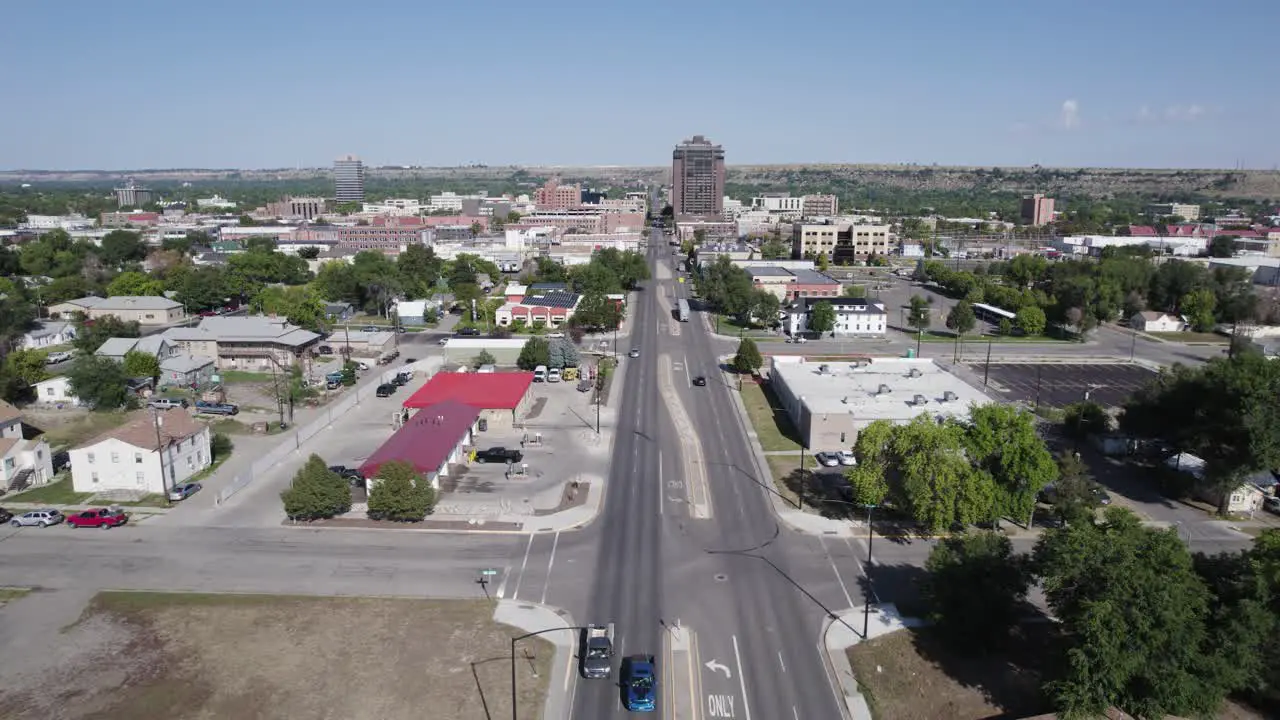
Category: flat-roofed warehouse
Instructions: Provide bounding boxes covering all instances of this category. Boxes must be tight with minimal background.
[768,356,992,450]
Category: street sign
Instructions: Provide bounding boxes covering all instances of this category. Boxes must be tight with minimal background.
[480,568,498,577]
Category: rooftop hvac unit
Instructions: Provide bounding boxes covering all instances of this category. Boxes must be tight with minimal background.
[908,368,922,378]
[912,394,928,405]
[943,391,958,402]
[877,384,892,395]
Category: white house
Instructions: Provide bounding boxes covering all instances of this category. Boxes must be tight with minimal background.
[0,400,55,492]
[1164,452,1268,515]
[786,297,888,338]
[20,321,76,350]
[1130,311,1185,333]
[69,409,211,495]
[30,376,80,406]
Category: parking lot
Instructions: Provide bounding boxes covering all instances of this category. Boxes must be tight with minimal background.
[975,362,1158,409]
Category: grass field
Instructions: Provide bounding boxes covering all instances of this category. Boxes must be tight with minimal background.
[0,587,30,606]
[1149,330,1228,343]
[38,411,127,449]
[738,381,802,452]
[6,476,93,505]
[0,592,553,720]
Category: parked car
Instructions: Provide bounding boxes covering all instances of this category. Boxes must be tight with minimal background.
[376,383,397,397]
[147,398,189,410]
[67,508,129,529]
[577,379,594,392]
[692,376,707,387]
[362,325,378,332]
[835,450,857,466]
[329,465,365,487]
[456,327,481,336]
[10,509,64,528]
[194,401,238,416]
[1266,496,1280,515]
[629,348,640,358]
[547,368,562,383]
[317,345,334,355]
[45,351,73,364]
[814,452,840,467]
[475,447,523,464]
[168,482,202,501]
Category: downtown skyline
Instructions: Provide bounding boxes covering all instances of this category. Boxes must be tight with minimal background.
[1,0,1277,171]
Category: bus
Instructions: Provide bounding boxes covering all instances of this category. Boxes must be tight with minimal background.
[677,298,690,323]
[972,302,1016,326]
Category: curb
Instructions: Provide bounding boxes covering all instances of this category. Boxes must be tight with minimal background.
[821,605,923,720]
[494,599,579,720]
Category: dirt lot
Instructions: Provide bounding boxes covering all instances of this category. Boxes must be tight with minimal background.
[848,626,1266,720]
[0,592,552,720]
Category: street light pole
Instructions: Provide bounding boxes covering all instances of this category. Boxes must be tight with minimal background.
[512,627,582,720]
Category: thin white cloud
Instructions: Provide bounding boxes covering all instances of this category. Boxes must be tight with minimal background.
[1138,104,1217,124]
[1060,99,1080,129]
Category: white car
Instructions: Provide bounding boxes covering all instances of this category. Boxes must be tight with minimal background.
[836,450,857,466]
[45,351,72,364]
[10,509,64,528]
[814,452,840,468]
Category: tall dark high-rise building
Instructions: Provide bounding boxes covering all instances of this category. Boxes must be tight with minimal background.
[334,155,365,203]
[671,135,725,217]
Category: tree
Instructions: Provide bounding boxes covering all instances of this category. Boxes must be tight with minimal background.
[98,230,148,267]
[843,461,888,507]
[907,294,931,336]
[534,257,568,283]
[1181,288,1217,332]
[997,317,1014,336]
[72,314,141,355]
[67,355,132,410]
[367,460,435,521]
[843,284,867,298]
[733,338,763,375]
[760,238,789,260]
[3,349,49,388]
[252,285,326,329]
[396,244,444,297]
[121,350,160,382]
[297,246,320,259]
[547,338,578,370]
[1051,450,1104,525]
[469,221,483,237]
[922,532,1030,652]
[1014,304,1047,336]
[1034,508,1243,718]
[1209,235,1236,258]
[892,415,997,532]
[746,289,780,328]
[963,404,1058,526]
[517,337,551,370]
[1062,400,1111,439]
[945,300,976,336]
[815,253,829,272]
[280,454,352,521]
[106,271,165,297]
[799,302,831,339]
[473,349,496,369]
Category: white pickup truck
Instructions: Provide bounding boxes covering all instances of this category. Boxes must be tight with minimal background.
[579,623,615,679]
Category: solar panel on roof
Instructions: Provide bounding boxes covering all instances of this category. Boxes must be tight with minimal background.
[523,291,579,309]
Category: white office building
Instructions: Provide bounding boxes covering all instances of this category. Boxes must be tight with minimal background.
[334,155,365,203]
[785,297,888,338]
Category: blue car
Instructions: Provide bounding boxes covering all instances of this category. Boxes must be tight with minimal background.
[622,654,656,712]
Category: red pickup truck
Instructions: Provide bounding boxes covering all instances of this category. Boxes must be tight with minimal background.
[66,508,129,529]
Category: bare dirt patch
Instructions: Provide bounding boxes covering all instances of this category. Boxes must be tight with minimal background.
[0,592,552,720]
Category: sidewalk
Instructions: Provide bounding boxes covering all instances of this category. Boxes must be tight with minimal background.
[822,604,923,720]
[494,599,578,720]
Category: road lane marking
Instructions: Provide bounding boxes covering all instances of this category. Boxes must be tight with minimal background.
[658,449,664,516]
[731,635,752,720]
[792,707,800,720]
[690,629,703,718]
[777,651,786,674]
[707,694,736,717]
[684,353,691,387]
[704,658,731,679]
[494,564,511,599]
[512,534,534,601]
[540,532,560,605]
[820,536,855,608]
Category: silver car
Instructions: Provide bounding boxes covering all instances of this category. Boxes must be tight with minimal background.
[10,509,64,528]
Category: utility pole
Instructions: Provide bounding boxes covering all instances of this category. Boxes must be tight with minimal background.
[983,341,993,387]
[152,410,172,507]
[862,503,877,638]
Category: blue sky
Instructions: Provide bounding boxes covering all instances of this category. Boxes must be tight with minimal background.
[2,0,1276,170]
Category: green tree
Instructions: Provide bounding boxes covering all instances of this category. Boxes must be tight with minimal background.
[396,244,444,297]
[733,338,763,375]
[98,230,148,267]
[1208,235,1236,258]
[571,291,623,330]
[1014,304,1047,336]
[760,238,789,260]
[3,348,49,387]
[297,246,321,259]
[1034,508,1242,719]
[922,532,1030,652]
[121,350,160,381]
[341,360,357,386]
[367,460,435,521]
[907,294,931,336]
[517,337,551,370]
[843,461,888,507]
[815,253,829,272]
[945,300,976,336]
[963,404,1058,526]
[280,454,352,521]
[72,314,141,355]
[534,257,567,282]
[106,271,165,297]
[892,415,997,532]
[808,301,836,336]
[1062,400,1111,439]
[252,285,325,329]
[67,354,132,410]
[853,419,896,464]
[474,349,497,369]
[1181,288,1217,332]
[843,284,867,298]
[747,289,780,328]
[1050,450,1105,525]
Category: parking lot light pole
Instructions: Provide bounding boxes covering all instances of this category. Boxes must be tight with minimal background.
[862,503,878,639]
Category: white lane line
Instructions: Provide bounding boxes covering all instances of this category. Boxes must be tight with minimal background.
[821,536,855,609]
[658,449,664,516]
[494,564,511,599]
[512,534,534,601]
[540,532,560,605]
[792,706,800,720]
[731,635,753,720]
[777,650,787,673]
[684,353,691,387]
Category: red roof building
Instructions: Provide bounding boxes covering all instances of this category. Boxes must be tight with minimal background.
[402,371,535,428]
[358,399,480,489]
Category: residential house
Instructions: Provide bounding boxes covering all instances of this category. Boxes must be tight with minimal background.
[324,302,355,322]
[0,400,55,492]
[325,330,396,358]
[164,315,322,370]
[49,295,185,326]
[30,376,80,406]
[20,321,76,350]
[785,297,888,338]
[69,409,211,495]
[94,336,215,387]
[391,299,440,326]
[1165,452,1268,515]
[1130,311,1184,333]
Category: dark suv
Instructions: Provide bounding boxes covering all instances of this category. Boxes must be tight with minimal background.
[475,447,523,464]
[376,383,397,397]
